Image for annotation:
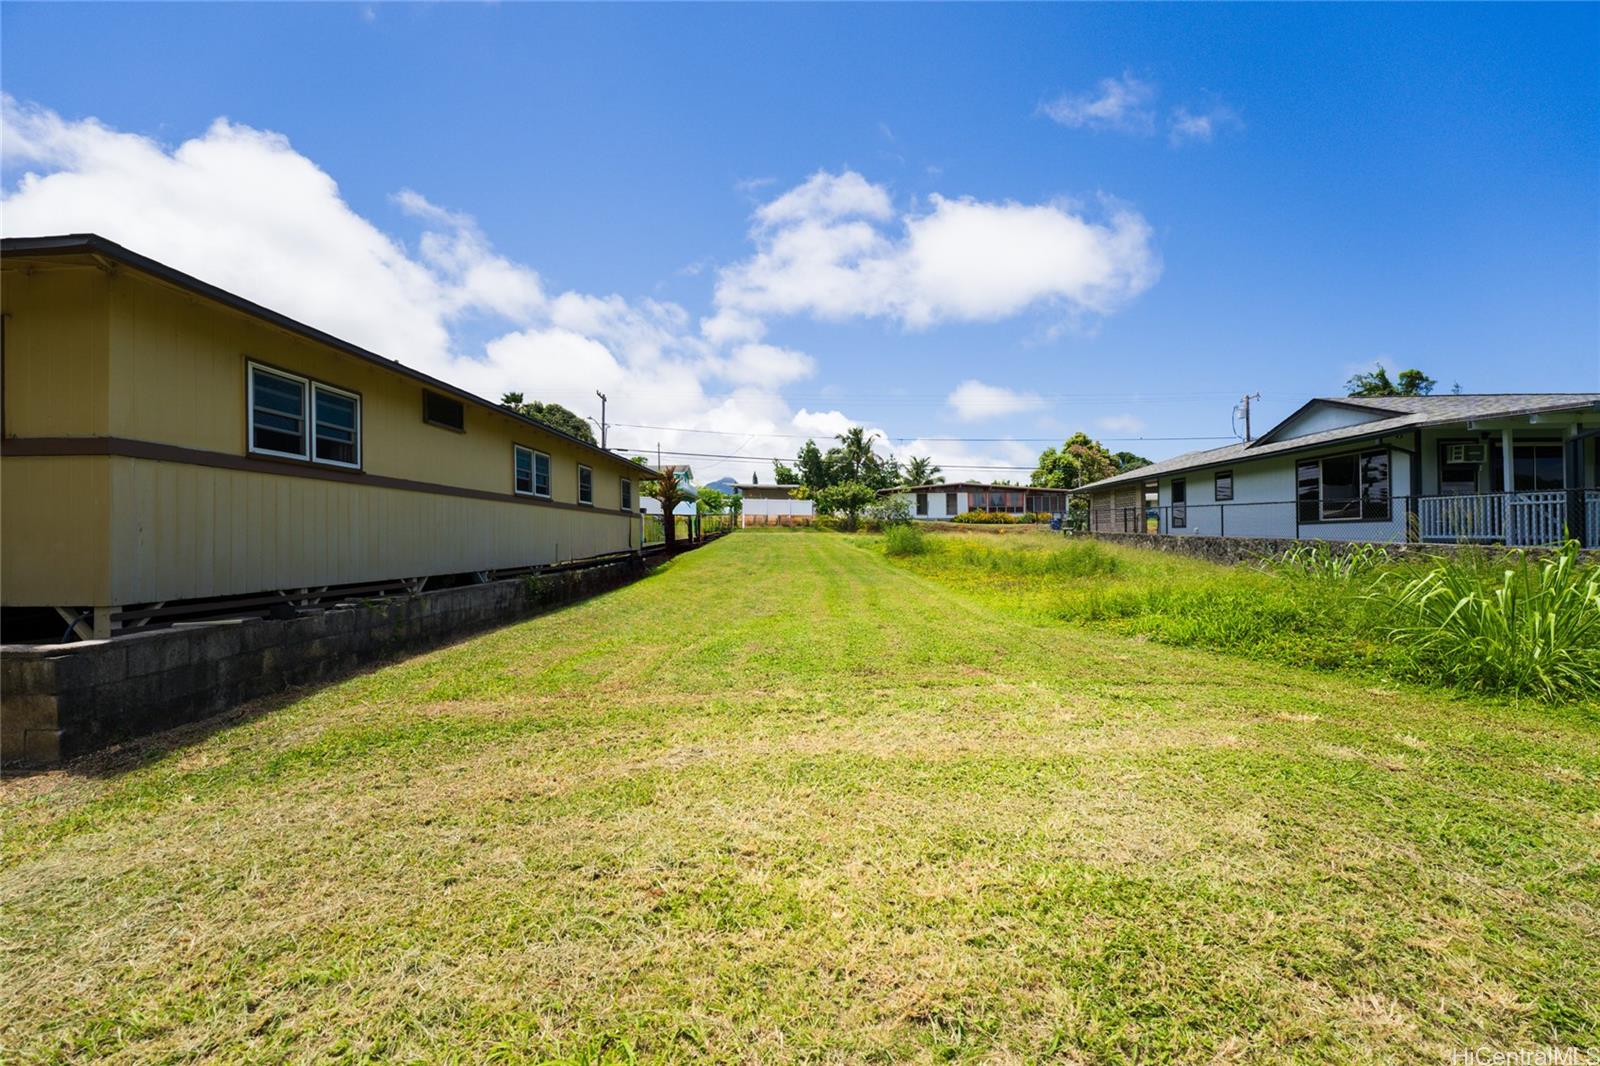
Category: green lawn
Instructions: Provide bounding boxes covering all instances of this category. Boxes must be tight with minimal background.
[4,533,1598,1063]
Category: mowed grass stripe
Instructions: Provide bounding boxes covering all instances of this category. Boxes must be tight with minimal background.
[2,533,1596,1063]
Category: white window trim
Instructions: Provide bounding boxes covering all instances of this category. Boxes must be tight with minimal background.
[513,445,537,496]
[311,381,362,470]
[247,362,310,461]
[621,477,633,511]
[534,450,552,499]
[578,464,594,506]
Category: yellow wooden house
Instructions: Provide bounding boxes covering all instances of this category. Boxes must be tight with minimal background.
[1,234,655,640]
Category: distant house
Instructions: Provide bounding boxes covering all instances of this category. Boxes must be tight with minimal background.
[885,482,1071,521]
[735,483,814,526]
[1074,394,1600,547]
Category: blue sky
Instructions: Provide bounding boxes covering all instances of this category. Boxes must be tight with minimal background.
[3,3,1597,479]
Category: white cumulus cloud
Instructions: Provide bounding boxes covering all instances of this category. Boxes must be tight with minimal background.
[947,380,1047,422]
[714,170,1160,329]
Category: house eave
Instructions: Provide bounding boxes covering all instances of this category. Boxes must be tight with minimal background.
[0,233,662,480]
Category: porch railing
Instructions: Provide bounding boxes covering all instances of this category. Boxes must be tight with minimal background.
[1416,493,1503,543]
[1418,491,1596,548]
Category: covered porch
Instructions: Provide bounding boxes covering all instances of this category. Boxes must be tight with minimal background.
[1414,421,1599,547]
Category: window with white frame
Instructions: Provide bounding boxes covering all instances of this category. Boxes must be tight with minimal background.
[249,362,361,467]
[514,445,536,495]
[249,363,309,459]
[578,464,593,505]
[312,383,360,467]
[621,478,633,511]
[534,451,551,497]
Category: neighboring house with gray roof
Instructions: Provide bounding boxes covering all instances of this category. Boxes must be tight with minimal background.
[1074,394,1600,547]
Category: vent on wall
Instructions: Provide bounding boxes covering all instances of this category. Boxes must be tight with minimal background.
[1446,443,1485,464]
[422,390,465,432]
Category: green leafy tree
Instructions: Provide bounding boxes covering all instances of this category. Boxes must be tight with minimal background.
[500,392,597,445]
[812,481,878,531]
[1112,451,1151,474]
[1345,365,1437,397]
[796,440,830,492]
[772,460,801,485]
[696,486,730,515]
[903,456,943,486]
[791,428,902,494]
[1031,432,1119,489]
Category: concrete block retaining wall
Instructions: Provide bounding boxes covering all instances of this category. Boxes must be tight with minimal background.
[1,556,647,765]
[1086,531,1592,567]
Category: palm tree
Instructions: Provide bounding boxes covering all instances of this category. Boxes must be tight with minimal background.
[903,456,942,486]
[634,461,694,554]
[833,427,879,481]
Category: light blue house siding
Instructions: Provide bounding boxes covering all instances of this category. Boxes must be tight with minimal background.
[1078,395,1600,547]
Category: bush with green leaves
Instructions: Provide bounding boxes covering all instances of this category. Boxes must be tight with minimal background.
[1373,541,1600,700]
[812,481,879,531]
[951,510,1029,525]
[865,495,913,530]
[883,523,929,556]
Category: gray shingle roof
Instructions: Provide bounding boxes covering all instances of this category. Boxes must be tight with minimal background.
[1075,393,1600,493]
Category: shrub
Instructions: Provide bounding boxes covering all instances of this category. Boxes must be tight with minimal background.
[1373,541,1600,700]
[883,523,929,557]
[813,482,878,531]
[952,510,1028,525]
[865,496,913,530]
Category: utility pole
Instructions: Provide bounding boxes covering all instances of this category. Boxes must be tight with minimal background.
[1238,392,1261,442]
[594,390,608,449]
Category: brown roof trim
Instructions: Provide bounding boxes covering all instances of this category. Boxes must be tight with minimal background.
[0,234,660,480]
[1,436,638,517]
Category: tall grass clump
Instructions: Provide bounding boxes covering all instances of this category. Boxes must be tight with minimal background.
[1270,542,1392,581]
[1375,541,1600,700]
[883,523,929,557]
[943,538,1123,578]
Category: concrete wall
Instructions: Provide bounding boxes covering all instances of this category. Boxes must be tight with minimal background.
[1088,530,1594,567]
[1,555,647,765]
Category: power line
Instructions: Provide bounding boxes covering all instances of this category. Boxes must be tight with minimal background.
[613,445,1044,471]
[609,421,1231,443]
